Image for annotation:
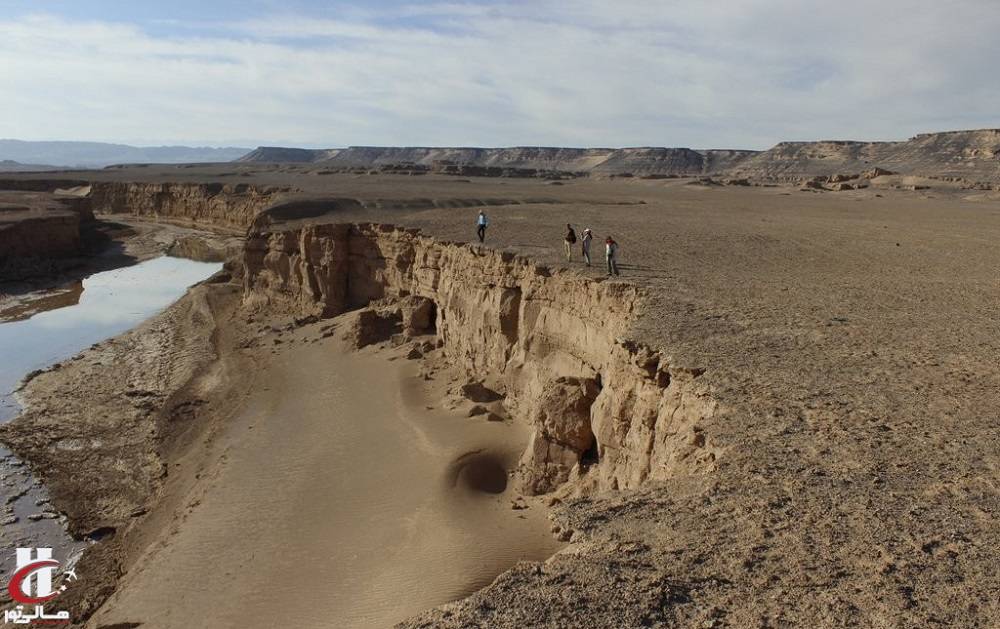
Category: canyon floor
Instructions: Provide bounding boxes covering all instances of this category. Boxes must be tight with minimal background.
[1,170,998,628]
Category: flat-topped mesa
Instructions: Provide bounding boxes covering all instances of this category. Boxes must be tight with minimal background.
[86,181,293,230]
[242,221,721,495]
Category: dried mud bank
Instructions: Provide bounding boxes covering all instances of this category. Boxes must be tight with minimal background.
[243,221,721,495]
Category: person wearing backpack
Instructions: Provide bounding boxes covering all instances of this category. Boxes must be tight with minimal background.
[564,224,577,262]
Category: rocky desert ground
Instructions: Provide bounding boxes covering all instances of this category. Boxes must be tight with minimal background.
[0,130,998,628]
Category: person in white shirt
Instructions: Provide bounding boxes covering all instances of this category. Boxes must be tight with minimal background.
[581,228,593,266]
[476,211,489,243]
[605,236,620,276]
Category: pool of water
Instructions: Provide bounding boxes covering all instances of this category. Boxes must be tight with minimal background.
[0,256,222,572]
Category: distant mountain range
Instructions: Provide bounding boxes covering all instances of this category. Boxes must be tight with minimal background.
[238,129,1000,182]
[0,140,251,169]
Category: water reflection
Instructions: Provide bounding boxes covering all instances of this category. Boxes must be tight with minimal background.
[0,256,223,421]
[0,282,85,323]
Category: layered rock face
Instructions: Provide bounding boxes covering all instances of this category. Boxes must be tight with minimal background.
[89,181,291,229]
[243,222,720,494]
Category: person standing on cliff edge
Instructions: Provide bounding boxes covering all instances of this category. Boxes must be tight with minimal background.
[605,236,620,276]
[564,224,577,261]
[476,211,489,243]
[581,228,593,266]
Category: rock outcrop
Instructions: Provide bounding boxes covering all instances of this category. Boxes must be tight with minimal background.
[243,221,721,494]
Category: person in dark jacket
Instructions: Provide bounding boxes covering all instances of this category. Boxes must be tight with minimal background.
[564,224,577,261]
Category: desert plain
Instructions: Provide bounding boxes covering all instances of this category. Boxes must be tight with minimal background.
[0,134,998,628]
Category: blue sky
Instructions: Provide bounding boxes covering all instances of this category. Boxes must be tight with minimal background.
[1,1,998,149]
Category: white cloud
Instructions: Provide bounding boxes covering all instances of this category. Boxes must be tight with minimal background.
[0,2,997,149]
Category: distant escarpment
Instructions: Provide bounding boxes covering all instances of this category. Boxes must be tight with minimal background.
[733,129,1000,183]
[239,145,759,178]
[238,128,1000,183]
[242,218,720,495]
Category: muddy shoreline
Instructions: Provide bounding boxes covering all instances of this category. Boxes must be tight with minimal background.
[0,219,240,618]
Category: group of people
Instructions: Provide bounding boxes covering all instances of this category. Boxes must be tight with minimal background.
[475,211,620,276]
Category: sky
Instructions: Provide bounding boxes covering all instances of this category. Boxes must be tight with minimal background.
[0,0,998,149]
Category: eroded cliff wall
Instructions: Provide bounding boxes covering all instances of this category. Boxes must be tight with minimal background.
[0,187,92,262]
[88,181,291,230]
[0,212,81,261]
[242,222,721,494]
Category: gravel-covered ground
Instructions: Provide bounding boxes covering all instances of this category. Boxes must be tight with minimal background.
[4,166,999,627]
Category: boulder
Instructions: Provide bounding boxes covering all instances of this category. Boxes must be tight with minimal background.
[519,376,600,494]
[342,307,401,349]
[863,167,896,179]
[827,173,859,183]
[460,381,503,403]
[399,295,435,336]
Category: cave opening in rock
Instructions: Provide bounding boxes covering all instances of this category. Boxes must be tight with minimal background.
[580,438,600,466]
[427,300,438,335]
